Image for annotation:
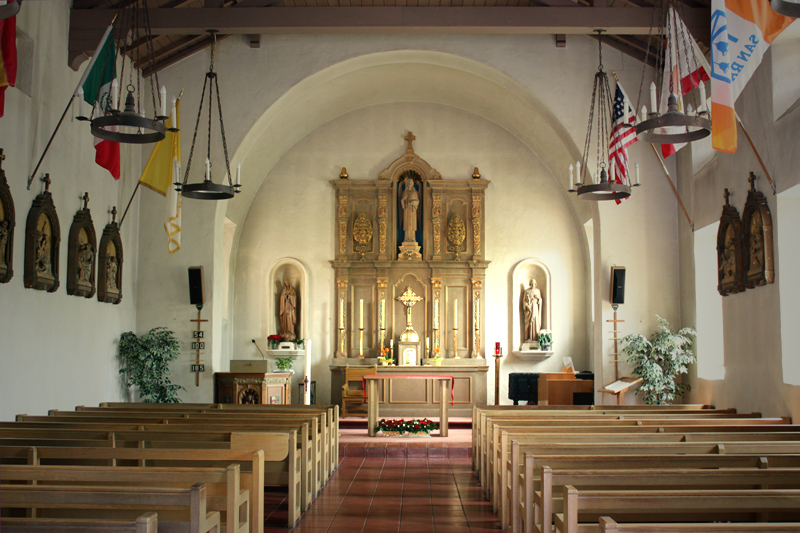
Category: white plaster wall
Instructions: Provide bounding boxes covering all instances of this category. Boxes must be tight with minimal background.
[142,32,681,405]
[0,2,140,419]
[683,49,800,419]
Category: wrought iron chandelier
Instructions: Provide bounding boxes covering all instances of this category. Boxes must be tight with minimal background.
[175,31,241,200]
[634,0,711,145]
[79,1,173,144]
[771,0,800,18]
[0,0,20,20]
[569,31,635,202]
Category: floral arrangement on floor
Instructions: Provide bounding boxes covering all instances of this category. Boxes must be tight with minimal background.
[375,418,438,435]
[267,334,283,349]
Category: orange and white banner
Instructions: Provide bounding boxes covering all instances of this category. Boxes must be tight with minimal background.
[710,0,793,154]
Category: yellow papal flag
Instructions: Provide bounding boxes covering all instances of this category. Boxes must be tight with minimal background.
[139,99,182,254]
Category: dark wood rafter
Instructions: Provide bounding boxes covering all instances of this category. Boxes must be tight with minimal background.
[142,34,225,77]
[69,4,710,74]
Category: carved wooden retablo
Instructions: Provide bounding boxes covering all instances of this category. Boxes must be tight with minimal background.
[24,174,60,293]
[0,149,15,284]
[717,188,744,296]
[742,172,774,288]
[331,132,489,360]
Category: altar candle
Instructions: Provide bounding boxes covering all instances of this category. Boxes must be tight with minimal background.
[635,162,640,186]
[650,82,657,115]
[610,160,616,184]
[698,80,707,113]
[359,299,364,329]
[569,164,574,190]
[160,85,167,118]
[426,337,430,353]
[454,300,458,328]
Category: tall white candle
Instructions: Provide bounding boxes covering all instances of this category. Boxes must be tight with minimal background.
[172,96,177,124]
[576,161,581,185]
[160,85,167,118]
[304,339,311,405]
[359,299,364,329]
[454,300,458,329]
[205,158,211,181]
[236,163,241,187]
[635,162,640,186]
[650,82,657,115]
[569,164,574,190]
[698,80,707,113]
[76,87,84,118]
[610,160,616,184]
[139,100,145,133]
[641,106,647,122]
[111,79,118,111]
[173,157,179,183]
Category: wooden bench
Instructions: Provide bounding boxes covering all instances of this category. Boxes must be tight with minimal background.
[599,517,800,533]
[0,512,158,533]
[530,467,800,533]
[1,483,220,533]
[1,464,249,533]
[555,487,800,533]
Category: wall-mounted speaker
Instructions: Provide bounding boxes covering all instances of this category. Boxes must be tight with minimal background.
[610,266,626,305]
[188,266,205,309]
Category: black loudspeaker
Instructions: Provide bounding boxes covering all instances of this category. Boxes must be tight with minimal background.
[188,266,205,309]
[610,266,626,305]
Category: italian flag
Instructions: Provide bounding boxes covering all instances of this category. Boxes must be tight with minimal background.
[77,25,120,179]
[710,0,794,154]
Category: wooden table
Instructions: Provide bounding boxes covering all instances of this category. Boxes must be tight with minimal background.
[364,374,453,437]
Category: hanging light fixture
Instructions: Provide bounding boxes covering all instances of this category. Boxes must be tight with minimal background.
[0,0,20,20]
[175,31,241,200]
[771,0,800,18]
[634,0,711,144]
[77,0,173,144]
[569,31,635,202]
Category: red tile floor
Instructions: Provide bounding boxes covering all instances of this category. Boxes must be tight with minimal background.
[263,458,502,532]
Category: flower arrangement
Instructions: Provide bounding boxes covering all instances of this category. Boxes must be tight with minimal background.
[295,338,304,348]
[267,334,283,349]
[378,347,393,366]
[275,356,294,372]
[431,347,443,365]
[375,418,438,435]
[538,329,552,350]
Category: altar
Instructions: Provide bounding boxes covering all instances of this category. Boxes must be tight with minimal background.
[330,362,488,418]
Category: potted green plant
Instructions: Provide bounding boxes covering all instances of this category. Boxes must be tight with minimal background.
[275,356,294,373]
[538,329,552,351]
[118,327,184,403]
[621,316,697,405]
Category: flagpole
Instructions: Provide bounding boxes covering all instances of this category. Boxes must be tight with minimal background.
[119,182,140,229]
[736,113,777,195]
[27,19,117,190]
[650,143,694,231]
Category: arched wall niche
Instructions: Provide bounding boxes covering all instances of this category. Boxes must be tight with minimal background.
[267,258,308,342]
[511,258,553,351]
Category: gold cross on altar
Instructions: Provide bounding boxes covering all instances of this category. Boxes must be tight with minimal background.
[396,287,422,308]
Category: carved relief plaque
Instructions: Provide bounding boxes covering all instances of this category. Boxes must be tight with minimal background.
[0,149,14,284]
[717,188,744,296]
[742,173,774,288]
[24,174,60,292]
[97,207,123,304]
[67,193,97,298]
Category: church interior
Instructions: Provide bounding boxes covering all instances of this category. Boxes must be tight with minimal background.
[2,0,800,531]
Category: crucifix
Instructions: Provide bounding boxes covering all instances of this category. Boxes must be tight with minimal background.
[396,287,423,365]
[82,192,90,210]
[404,131,416,155]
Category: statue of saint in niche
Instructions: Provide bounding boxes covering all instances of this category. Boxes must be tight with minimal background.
[35,216,52,277]
[719,225,736,284]
[400,176,419,243]
[279,280,297,341]
[523,278,543,343]
[748,211,764,274]
[106,254,118,290]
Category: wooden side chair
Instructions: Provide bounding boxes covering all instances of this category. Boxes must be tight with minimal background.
[341,364,377,418]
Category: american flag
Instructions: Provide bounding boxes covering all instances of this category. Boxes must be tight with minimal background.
[609,82,637,201]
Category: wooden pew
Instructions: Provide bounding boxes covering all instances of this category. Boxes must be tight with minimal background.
[555,487,800,533]
[0,428,300,527]
[1,464,249,533]
[0,512,158,533]
[530,467,800,533]
[599,517,800,533]
[1,483,220,533]
[500,441,800,530]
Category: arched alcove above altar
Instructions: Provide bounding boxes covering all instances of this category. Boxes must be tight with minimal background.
[268,258,308,343]
[511,258,553,357]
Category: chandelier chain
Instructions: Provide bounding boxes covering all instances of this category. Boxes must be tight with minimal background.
[143,1,161,116]
[183,71,210,184]
[214,75,233,186]
[635,0,660,116]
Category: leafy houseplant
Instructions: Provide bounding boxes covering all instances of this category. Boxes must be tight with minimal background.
[538,329,552,351]
[118,327,184,403]
[275,356,294,372]
[621,316,697,405]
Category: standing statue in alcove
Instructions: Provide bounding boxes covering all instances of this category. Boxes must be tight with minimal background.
[523,278,542,343]
[400,175,419,243]
[279,279,297,341]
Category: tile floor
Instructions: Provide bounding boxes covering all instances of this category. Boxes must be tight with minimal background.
[264,456,502,533]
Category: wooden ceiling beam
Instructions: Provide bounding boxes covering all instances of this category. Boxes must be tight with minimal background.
[70,6,710,36]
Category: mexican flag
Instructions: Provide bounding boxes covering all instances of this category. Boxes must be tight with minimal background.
[76,25,120,179]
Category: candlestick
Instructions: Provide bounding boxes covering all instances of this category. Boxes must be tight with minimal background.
[641,106,647,122]
[569,164,574,191]
[304,339,311,405]
[358,328,364,358]
[426,337,430,357]
[495,342,500,356]
[650,82,657,115]
[160,85,167,118]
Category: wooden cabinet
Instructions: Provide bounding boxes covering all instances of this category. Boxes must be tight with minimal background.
[214,372,293,405]
[537,372,594,406]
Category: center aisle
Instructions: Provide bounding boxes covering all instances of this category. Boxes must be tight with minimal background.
[290,456,503,533]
